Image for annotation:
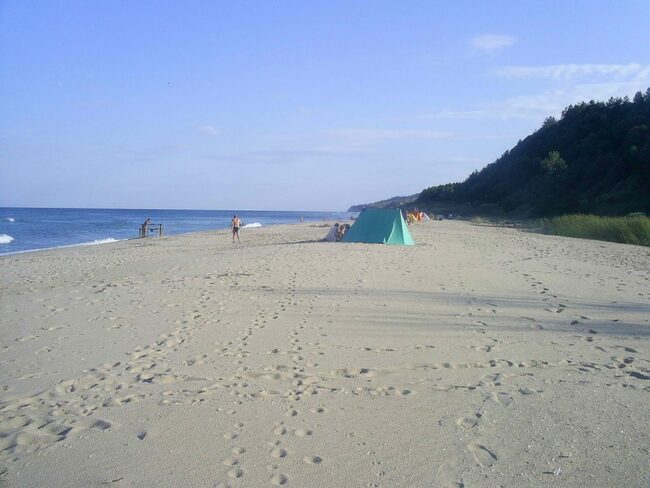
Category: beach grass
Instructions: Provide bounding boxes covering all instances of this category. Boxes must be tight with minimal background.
[544,214,650,246]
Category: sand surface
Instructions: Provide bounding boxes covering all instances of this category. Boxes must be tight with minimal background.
[1,221,649,487]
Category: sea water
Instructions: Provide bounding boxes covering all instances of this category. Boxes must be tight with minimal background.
[0,208,351,255]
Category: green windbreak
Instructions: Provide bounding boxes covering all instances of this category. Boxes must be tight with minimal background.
[341,209,415,245]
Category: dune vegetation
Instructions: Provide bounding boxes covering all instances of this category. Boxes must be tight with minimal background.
[543,214,650,246]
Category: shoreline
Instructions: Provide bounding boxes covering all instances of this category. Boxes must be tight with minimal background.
[0,237,124,257]
[0,219,345,258]
[3,215,647,258]
[0,207,353,257]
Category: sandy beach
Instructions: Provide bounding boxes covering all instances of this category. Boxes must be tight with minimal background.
[1,220,649,487]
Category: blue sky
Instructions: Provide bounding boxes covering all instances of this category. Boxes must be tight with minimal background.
[1,1,649,211]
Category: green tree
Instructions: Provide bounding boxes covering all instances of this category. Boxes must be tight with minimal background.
[540,151,567,175]
[416,93,650,216]
[542,116,557,127]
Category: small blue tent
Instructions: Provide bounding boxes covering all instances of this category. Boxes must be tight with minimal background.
[341,209,415,245]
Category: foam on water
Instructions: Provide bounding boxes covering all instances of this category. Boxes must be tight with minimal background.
[1,237,121,256]
[4,217,15,222]
[0,234,14,244]
[242,222,262,228]
[79,238,119,246]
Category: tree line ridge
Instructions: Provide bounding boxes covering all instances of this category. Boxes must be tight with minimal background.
[350,89,650,217]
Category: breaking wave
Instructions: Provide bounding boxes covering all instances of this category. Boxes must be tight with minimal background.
[79,238,119,246]
[1,237,121,256]
[242,222,262,228]
[0,234,14,244]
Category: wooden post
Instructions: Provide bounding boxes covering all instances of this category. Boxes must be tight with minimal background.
[139,223,163,238]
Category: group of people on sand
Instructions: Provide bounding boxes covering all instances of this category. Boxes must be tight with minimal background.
[405,208,429,224]
[323,222,350,242]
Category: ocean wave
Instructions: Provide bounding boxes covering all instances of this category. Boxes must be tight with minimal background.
[4,217,15,222]
[0,237,121,256]
[79,238,119,246]
[242,223,262,228]
[0,234,14,244]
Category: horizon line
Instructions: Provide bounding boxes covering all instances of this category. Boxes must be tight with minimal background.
[0,205,349,213]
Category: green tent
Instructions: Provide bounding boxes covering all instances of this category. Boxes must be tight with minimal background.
[341,208,415,245]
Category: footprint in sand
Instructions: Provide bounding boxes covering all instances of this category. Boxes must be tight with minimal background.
[456,413,481,430]
[437,462,464,488]
[628,371,650,380]
[270,447,287,458]
[303,455,322,464]
[468,444,497,468]
[270,473,288,485]
[493,392,513,406]
[227,467,243,478]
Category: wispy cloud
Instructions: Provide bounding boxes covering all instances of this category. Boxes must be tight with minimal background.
[327,128,453,149]
[196,148,341,165]
[469,34,516,53]
[503,79,650,113]
[421,109,492,120]
[113,144,189,162]
[198,125,221,136]
[497,63,648,81]
[421,63,650,122]
[263,128,454,154]
[494,63,650,117]
[194,128,454,166]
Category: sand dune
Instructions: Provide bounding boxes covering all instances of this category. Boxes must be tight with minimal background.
[0,221,648,487]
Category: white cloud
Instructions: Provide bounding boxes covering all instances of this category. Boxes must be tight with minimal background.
[264,128,454,153]
[470,34,516,53]
[494,61,650,118]
[194,128,455,166]
[198,125,221,136]
[420,109,491,120]
[197,148,337,165]
[497,63,647,81]
[421,63,650,122]
[328,129,453,149]
[635,65,650,81]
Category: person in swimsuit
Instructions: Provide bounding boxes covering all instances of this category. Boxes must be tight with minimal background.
[231,214,241,243]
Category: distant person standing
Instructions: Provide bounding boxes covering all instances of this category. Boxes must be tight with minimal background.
[141,218,151,238]
[231,214,242,243]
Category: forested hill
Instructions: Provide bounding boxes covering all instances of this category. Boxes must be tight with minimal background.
[348,193,418,212]
[417,89,650,216]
